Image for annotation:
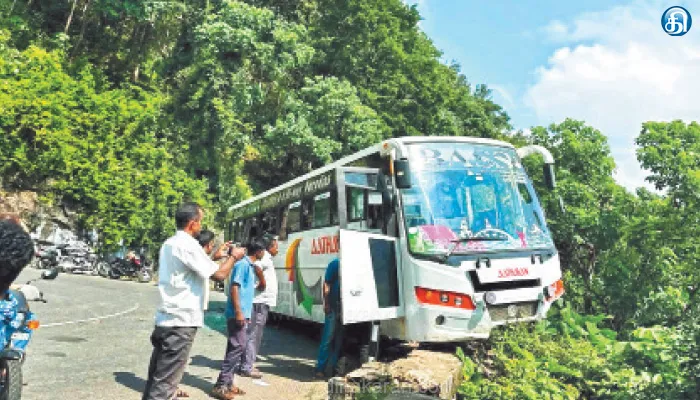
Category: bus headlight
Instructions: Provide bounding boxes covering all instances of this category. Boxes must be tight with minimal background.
[545,280,565,301]
[415,287,476,310]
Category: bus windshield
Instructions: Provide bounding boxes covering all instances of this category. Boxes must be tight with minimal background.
[401,142,555,255]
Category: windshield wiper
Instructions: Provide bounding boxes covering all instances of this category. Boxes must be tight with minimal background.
[453,236,507,242]
[439,236,507,262]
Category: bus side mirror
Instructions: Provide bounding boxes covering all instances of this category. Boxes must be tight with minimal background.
[394,159,412,189]
[543,163,556,190]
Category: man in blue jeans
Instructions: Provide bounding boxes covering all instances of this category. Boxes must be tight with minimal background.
[211,240,266,400]
[315,258,344,378]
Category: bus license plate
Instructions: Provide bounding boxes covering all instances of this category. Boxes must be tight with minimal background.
[477,267,532,283]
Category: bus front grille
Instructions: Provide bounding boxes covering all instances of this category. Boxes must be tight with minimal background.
[488,302,539,321]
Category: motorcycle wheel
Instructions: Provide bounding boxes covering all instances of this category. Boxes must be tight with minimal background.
[97,262,110,278]
[0,359,22,400]
[138,271,151,283]
[108,268,121,280]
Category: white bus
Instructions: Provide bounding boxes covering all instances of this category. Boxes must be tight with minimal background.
[226,136,564,356]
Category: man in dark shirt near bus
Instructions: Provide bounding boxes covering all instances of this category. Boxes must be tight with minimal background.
[315,258,343,378]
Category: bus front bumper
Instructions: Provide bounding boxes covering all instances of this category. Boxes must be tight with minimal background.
[405,293,550,342]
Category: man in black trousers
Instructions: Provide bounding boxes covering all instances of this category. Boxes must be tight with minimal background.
[142,203,244,400]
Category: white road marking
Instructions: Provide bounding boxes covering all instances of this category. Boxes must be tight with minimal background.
[41,303,140,327]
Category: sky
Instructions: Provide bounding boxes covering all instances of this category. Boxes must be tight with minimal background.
[404,0,700,192]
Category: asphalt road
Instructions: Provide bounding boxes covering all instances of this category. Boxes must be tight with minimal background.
[17,268,328,400]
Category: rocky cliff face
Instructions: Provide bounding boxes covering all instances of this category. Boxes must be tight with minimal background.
[0,190,85,245]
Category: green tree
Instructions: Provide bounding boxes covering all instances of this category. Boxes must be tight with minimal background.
[164,0,315,210]
[310,0,509,138]
[0,38,209,250]
[251,76,385,188]
[526,119,624,315]
[3,0,190,84]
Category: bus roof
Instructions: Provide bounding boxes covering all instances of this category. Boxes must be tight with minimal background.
[390,136,514,147]
[227,136,514,212]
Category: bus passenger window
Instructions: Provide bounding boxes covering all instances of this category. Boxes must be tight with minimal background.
[248,217,260,239]
[331,191,339,225]
[346,187,365,222]
[301,199,313,230]
[367,191,383,230]
[278,208,288,240]
[312,192,332,228]
[262,211,278,235]
[240,219,250,241]
[233,221,242,243]
[286,201,302,233]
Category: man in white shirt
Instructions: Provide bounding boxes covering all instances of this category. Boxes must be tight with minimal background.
[237,233,278,379]
[142,202,245,400]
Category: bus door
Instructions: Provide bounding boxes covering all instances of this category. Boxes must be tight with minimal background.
[337,167,404,324]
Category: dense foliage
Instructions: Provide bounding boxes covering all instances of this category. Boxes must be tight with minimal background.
[463,120,699,398]
[0,0,508,230]
[0,36,210,248]
[0,1,697,398]
[459,303,688,399]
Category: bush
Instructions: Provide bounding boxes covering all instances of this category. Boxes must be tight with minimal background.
[458,302,685,400]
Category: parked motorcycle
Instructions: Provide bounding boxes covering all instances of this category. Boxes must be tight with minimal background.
[0,270,54,400]
[33,246,61,270]
[98,254,151,283]
[95,255,115,278]
[58,242,98,275]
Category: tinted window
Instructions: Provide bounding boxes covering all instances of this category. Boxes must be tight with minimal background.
[262,210,278,235]
[331,191,340,225]
[347,187,365,222]
[313,192,332,228]
[346,173,377,189]
[287,201,302,233]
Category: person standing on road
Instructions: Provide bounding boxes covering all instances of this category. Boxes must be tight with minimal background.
[211,240,266,400]
[237,233,279,379]
[142,202,245,400]
[315,258,344,378]
[166,228,219,398]
[196,230,217,256]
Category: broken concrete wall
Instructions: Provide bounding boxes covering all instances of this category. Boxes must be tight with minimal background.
[329,350,463,400]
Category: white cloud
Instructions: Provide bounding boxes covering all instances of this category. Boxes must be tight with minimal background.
[526,0,700,192]
[544,20,568,37]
